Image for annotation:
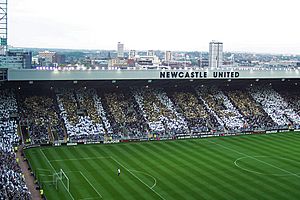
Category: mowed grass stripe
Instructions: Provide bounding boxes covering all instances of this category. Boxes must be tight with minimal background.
[222,133,300,157]
[73,145,155,200]
[72,148,128,200]
[138,142,255,200]
[208,136,300,199]
[44,147,83,200]
[163,141,261,200]
[232,134,300,175]
[25,132,300,200]
[237,136,300,198]
[103,144,177,200]
[49,146,105,199]
[69,146,144,200]
[101,143,186,200]
[211,137,300,198]
[63,148,105,199]
[245,133,300,160]
[168,140,273,200]
[124,142,203,200]
[170,139,290,200]
[234,133,300,155]
[224,134,300,179]
[31,148,74,200]
[94,144,177,199]
[141,141,239,200]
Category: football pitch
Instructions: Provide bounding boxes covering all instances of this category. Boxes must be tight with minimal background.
[25,132,300,200]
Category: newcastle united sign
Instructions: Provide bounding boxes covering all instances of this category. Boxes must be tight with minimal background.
[159,71,240,79]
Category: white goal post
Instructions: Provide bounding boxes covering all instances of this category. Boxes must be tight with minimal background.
[53,169,70,192]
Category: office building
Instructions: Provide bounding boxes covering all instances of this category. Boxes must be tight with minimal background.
[129,50,136,59]
[0,49,32,69]
[209,41,223,68]
[147,50,154,57]
[38,51,56,63]
[165,51,172,62]
[117,42,124,58]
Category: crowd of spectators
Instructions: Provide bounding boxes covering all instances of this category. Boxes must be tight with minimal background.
[0,90,31,199]
[57,88,100,141]
[171,91,212,133]
[104,91,148,138]
[18,94,64,144]
[3,85,300,145]
[227,90,276,129]
[197,86,245,130]
[250,86,300,127]
[133,88,187,135]
[276,88,300,129]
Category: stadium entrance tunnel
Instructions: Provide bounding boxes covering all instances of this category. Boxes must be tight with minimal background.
[234,156,300,176]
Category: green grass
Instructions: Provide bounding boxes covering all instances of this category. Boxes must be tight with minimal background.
[25,132,300,200]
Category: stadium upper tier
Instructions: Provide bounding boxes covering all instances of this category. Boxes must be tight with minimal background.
[6,66,300,81]
[0,81,299,146]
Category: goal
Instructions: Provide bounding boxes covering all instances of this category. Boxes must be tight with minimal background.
[53,169,70,192]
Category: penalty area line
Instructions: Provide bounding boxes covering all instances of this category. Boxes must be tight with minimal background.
[110,156,166,200]
[50,156,111,162]
[79,171,103,199]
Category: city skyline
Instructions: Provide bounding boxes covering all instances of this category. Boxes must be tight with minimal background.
[9,0,300,54]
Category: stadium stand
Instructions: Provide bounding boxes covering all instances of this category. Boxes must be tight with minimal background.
[169,88,219,133]
[250,85,300,127]
[56,88,105,141]
[0,90,31,200]
[196,86,245,130]
[18,91,65,144]
[103,90,148,139]
[225,89,276,130]
[1,82,300,146]
[132,87,188,136]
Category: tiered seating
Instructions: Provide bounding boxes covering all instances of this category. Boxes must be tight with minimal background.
[133,88,187,135]
[276,88,300,128]
[76,89,106,140]
[56,88,102,141]
[250,86,300,126]
[104,91,148,138]
[92,91,113,136]
[197,86,245,130]
[279,88,300,114]
[171,90,218,133]
[226,90,275,129]
[155,89,189,133]
[0,90,19,150]
[0,90,31,199]
[19,94,64,144]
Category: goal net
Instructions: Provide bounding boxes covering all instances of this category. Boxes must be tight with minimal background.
[53,169,70,192]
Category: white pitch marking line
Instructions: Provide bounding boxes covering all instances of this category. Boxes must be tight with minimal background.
[40,149,75,200]
[38,174,54,177]
[110,156,166,200]
[208,140,300,179]
[50,156,110,162]
[234,156,300,176]
[129,169,157,189]
[79,171,103,199]
[36,168,52,172]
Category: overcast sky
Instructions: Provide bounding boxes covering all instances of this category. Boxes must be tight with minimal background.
[9,0,300,54]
